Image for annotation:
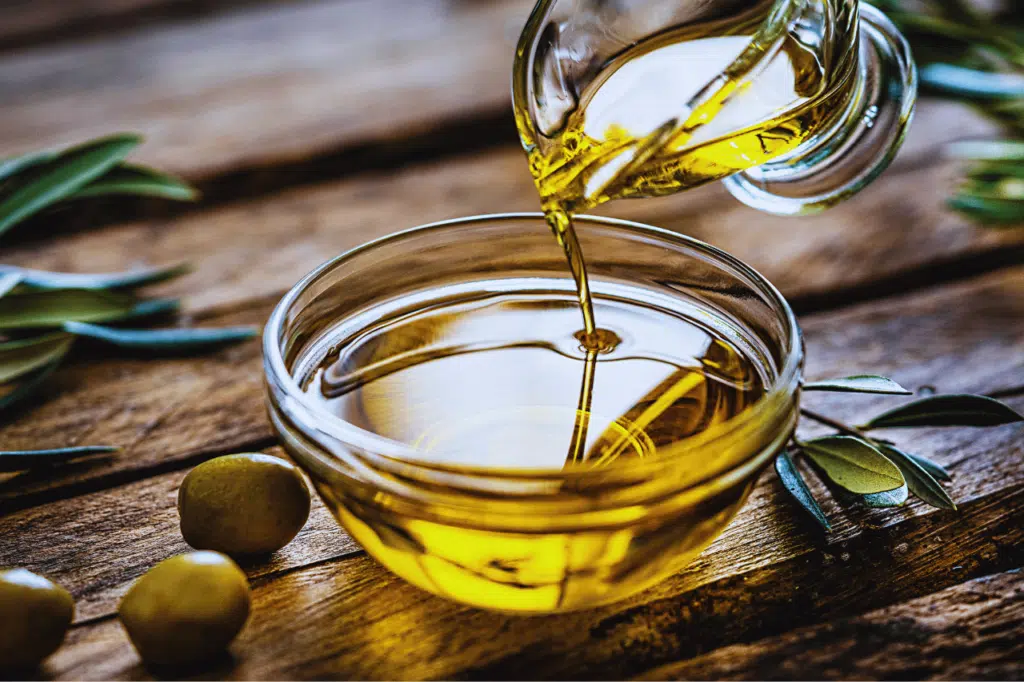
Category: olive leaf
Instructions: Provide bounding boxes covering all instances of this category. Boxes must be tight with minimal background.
[878,444,957,510]
[0,133,248,419]
[0,149,59,184]
[860,394,1024,429]
[803,375,912,395]
[71,164,198,202]
[800,436,905,494]
[0,134,142,237]
[862,481,909,508]
[0,272,21,299]
[0,333,74,384]
[875,1,1023,228]
[63,321,258,350]
[920,63,1024,100]
[903,450,952,482]
[0,445,119,473]
[948,140,1024,161]
[774,450,830,530]
[0,358,62,412]
[966,161,1024,180]
[947,193,1024,224]
[118,297,181,321]
[0,289,178,329]
[0,263,191,291]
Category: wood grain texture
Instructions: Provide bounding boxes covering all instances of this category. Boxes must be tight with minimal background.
[1,0,1019,677]
[636,570,1024,681]
[0,0,178,44]
[40,463,1024,679]
[0,0,533,179]
[0,0,998,189]
[3,270,1021,625]
[1,264,1020,511]
[0,0,273,50]
[4,142,1022,318]
[0,446,360,624]
[0,300,269,512]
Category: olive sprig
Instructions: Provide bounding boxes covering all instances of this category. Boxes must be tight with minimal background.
[0,134,257,468]
[871,0,1023,225]
[777,375,1023,531]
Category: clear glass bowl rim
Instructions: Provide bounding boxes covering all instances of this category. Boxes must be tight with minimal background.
[263,212,804,485]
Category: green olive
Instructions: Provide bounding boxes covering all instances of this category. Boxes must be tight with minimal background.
[0,568,74,669]
[178,453,311,555]
[118,552,250,666]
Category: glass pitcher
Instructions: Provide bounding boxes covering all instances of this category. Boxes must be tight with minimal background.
[513,0,917,215]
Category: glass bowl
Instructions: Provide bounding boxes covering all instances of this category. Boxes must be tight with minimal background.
[264,213,802,613]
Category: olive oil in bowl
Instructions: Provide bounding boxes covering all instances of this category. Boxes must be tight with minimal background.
[263,0,838,614]
[267,215,801,612]
[300,281,764,473]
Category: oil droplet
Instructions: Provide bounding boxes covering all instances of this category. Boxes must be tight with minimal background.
[575,328,623,354]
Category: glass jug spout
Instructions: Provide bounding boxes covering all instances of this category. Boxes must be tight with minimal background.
[723,3,917,214]
[513,0,918,216]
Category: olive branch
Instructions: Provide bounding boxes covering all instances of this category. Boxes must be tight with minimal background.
[777,375,1023,530]
[872,0,1023,225]
[1,134,256,467]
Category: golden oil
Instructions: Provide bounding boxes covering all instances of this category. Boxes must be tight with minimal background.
[517,5,853,459]
[297,279,766,611]
[302,287,763,471]
[288,4,840,612]
[523,1,858,214]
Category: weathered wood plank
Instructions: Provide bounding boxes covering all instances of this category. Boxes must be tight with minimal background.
[4,143,1022,317]
[0,0,533,181]
[41,467,1024,679]
[3,270,1022,626]
[0,447,360,624]
[0,0,998,190]
[1,262,1020,511]
[0,0,271,51]
[634,570,1024,681]
[0,300,269,512]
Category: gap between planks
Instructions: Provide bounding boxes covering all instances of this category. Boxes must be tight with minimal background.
[2,268,1021,625]
[0,0,290,53]
[0,0,1001,244]
[630,569,1024,681]
[0,101,997,249]
[0,259,1021,514]
[41,483,1024,679]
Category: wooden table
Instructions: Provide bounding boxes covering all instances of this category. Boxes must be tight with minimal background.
[1,1,1023,679]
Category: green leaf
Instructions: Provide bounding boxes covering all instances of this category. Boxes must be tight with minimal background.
[861,394,1024,429]
[804,375,912,395]
[948,193,1024,225]
[63,321,258,350]
[0,133,142,238]
[878,445,957,510]
[0,333,74,383]
[117,298,181,321]
[0,149,59,184]
[947,140,1024,161]
[903,451,952,482]
[0,263,191,291]
[0,445,119,473]
[966,161,1024,181]
[801,436,905,494]
[774,450,830,530]
[862,481,909,508]
[0,289,177,329]
[920,63,1024,100]
[959,176,1024,201]
[0,272,22,299]
[0,357,62,412]
[71,164,198,202]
